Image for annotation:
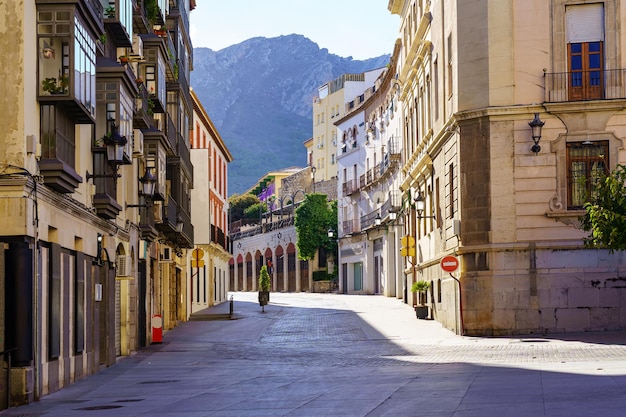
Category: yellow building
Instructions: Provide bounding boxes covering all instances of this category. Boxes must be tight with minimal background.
[0,0,195,407]
[190,89,233,314]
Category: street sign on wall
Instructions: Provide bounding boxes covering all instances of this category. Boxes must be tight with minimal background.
[440,255,459,273]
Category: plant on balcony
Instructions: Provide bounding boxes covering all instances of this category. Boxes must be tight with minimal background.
[42,75,68,95]
[146,97,155,116]
[145,0,159,26]
[105,6,115,18]
[119,55,129,64]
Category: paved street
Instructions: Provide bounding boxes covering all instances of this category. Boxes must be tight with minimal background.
[4,292,626,417]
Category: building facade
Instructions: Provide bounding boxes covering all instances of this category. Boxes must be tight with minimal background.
[0,0,196,407]
[230,168,317,293]
[334,49,404,297]
[190,89,232,314]
[389,0,626,335]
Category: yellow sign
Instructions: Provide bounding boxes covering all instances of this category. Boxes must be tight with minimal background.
[401,236,415,247]
[400,235,416,257]
[192,248,205,268]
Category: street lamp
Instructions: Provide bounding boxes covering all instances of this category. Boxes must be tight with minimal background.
[414,191,436,220]
[86,120,127,180]
[126,166,157,208]
[529,113,545,154]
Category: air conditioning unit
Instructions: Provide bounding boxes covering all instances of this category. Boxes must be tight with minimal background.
[133,129,144,156]
[161,247,172,262]
[116,255,131,277]
[130,34,143,60]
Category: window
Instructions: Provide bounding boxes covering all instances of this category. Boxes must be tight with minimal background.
[566,3,605,101]
[40,104,75,166]
[567,141,609,209]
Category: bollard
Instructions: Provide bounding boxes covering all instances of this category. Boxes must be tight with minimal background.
[229,295,234,319]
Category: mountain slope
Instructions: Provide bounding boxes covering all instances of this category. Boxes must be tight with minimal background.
[191,34,390,195]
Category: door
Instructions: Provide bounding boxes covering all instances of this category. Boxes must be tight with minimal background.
[568,42,603,101]
[353,262,363,291]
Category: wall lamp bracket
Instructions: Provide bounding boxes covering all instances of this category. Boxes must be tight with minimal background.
[86,171,121,181]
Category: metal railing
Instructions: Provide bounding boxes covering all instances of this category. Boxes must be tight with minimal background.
[544,69,626,102]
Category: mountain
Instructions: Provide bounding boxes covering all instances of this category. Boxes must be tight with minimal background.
[190,34,391,195]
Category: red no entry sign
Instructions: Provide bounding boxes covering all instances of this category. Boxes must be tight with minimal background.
[440,255,459,273]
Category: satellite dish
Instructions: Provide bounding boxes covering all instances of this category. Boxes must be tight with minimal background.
[372,190,386,204]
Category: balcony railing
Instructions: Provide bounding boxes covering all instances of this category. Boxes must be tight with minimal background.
[342,179,358,195]
[544,69,626,102]
[342,219,358,236]
[361,210,379,231]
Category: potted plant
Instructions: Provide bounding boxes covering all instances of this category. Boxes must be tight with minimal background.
[258,265,271,312]
[104,6,115,18]
[42,75,68,94]
[119,55,129,64]
[411,280,430,319]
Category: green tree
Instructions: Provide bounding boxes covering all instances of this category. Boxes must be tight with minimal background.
[258,265,271,291]
[228,193,262,224]
[294,194,337,260]
[581,164,626,252]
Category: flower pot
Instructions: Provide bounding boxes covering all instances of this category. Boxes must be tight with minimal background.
[258,290,270,306]
[415,305,429,319]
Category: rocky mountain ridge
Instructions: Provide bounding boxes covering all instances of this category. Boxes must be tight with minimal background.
[190,34,391,195]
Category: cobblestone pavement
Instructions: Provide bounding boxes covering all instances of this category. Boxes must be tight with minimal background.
[4,292,626,417]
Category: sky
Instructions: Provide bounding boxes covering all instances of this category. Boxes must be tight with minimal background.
[189,1,401,60]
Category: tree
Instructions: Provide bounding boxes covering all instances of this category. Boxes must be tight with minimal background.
[294,194,337,260]
[228,193,262,225]
[259,265,271,291]
[580,164,626,252]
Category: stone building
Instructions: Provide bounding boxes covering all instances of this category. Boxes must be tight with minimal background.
[389,0,626,335]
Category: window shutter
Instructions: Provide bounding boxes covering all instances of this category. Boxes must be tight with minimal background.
[566,3,604,43]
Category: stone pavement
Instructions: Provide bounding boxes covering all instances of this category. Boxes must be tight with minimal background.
[3,292,626,417]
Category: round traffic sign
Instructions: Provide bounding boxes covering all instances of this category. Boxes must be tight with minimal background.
[440,255,459,273]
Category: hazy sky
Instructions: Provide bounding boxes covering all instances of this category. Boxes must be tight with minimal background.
[189,1,401,59]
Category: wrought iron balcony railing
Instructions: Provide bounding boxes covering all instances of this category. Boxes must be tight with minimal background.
[544,69,626,103]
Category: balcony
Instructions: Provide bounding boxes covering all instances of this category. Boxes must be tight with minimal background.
[361,210,380,231]
[134,84,152,129]
[102,0,133,47]
[544,69,626,103]
[160,159,193,248]
[341,219,359,236]
[342,179,358,196]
